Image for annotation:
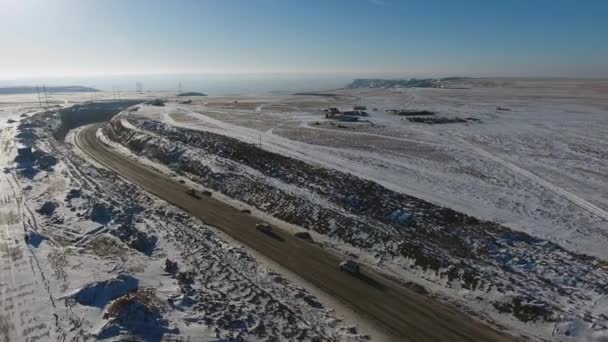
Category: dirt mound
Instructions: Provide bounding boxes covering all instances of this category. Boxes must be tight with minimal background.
[98,289,175,341]
[37,201,58,216]
[145,99,165,106]
[64,273,138,308]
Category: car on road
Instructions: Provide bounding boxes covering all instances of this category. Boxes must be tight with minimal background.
[255,223,272,234]
[339,260,360,274]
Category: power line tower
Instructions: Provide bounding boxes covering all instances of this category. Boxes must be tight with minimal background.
[112,86,118,100]
[35,85,42,107]
[178,81,183,94]
[42,85,49,107]
[136,82,143,93]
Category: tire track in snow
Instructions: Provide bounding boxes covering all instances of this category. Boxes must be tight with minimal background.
[457,138,608,223]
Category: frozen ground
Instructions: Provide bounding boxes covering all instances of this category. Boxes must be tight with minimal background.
[1,79,607,341]
[1,93,372,341]
[134,81,608,261]
[103,79,608,340]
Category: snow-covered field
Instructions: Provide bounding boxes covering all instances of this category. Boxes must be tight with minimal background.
[137,82,608,261]
[1,94,371,341]
[103,79,608,340]
[2,78,607,341]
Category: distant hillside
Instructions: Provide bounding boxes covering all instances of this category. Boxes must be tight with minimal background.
[346,77,474,89]
[0,86,99,95]
[177,92,207,96]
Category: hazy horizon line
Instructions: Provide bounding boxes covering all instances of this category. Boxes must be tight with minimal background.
[3,72,608,83]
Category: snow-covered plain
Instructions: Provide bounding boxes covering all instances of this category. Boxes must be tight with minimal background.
[2,78,607,341]
[142,82,608,261]
[105,79,608,340]
[1,93,372,341]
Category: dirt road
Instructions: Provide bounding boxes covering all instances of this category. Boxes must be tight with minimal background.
[75,123,514,342]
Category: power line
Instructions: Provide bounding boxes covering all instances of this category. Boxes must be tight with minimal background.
[36,85,42,107]
[42,85,49,107]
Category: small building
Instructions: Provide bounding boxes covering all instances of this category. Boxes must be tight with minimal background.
[342,110,368,117]
[328,108,340,114]
[354,105,367,110]
[337,115,359,122]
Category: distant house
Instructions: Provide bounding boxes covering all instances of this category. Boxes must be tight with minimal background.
[328,107,340,114]
[353,105,366,110]
[342,110,368,117]
[337,115,359,122]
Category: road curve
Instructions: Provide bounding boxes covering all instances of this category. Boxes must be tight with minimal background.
[75,123,514,342]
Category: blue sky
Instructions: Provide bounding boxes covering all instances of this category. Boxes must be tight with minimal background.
[1,0,607,79]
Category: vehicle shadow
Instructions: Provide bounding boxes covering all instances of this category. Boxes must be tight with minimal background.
[260,230,285,242]
[268,231,285,242]
[353,272,385,291]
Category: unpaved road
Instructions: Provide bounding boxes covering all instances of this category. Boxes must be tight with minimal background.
[456,137,608,223]
[75,123,514,342]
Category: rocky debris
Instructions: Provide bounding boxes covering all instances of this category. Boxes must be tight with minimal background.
[89,203,114,225]
[164,259,179,274]
[493,296,555,322]
[176,271,195,285]
[66,188,82,201]
[64,273,139,308]
[110,222,157,255]
[37,201,58,216]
